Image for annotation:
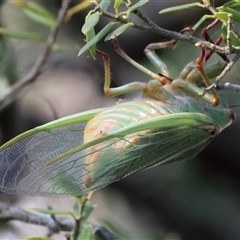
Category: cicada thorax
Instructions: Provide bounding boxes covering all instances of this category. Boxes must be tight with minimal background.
[82,99,171,188]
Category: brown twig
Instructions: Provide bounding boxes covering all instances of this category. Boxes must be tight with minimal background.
[203,52,240,92]
[0,0,71,112]
[98,8,233,56]
[217,82,240,92]
[73,197,88,240]
[0,201,74,232]
[0,201,119,239]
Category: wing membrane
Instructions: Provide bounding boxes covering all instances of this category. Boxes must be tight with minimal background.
[0,108,104,194]
[0,112,215,196]
[18,124,214,196]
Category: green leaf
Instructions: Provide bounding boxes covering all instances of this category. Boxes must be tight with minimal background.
[114,0,123,12]
[0,28,41,40]
[73,201,80,219]
[81,12,100,35]
[78,22,116,56]
[100,219,127,239]
[86,28,96,57]
[222,25,240,46]
[105,22,133,41]
[222,7,240,22]
[221,0,240,8]
[192,14,214,31]
[215,8,240,23]
[159,2,204,14]
[214,12,228,22]
[65,1,94,21]
[15,2,56,28]
[81,200,95,226]
[52,43,78,51]
[28,207,75,217]
[78,224,94,240]
[126,0,149,15]
[99,0,111,11]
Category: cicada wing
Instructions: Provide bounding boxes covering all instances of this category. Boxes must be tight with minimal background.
[0,108,104,195]
[16,114,215,197]
[0,111,216,197]
[86,125,213,192]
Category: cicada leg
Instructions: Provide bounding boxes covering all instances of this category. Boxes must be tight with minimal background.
[183,19,228,85]
[143,25,229,106]
[96,49,149,97]
[201,19,228,63]
[96,39,172,101]
[144,27,193,78]
[174,45,221,106]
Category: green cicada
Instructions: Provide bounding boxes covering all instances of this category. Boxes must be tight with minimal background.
[0,37,235,197]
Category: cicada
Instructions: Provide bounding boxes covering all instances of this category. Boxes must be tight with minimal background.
[0,37,235,197]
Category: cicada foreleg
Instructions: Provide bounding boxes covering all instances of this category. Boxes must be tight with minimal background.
[173,45,221,106]
[201,18,228,63]
[144,27,193,79]
[180,19,229,104]
[96,49,148,97]
[96,38,172,99]
[142,25,228,106]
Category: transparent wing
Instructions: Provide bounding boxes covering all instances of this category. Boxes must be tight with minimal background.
[0,108,104,195]
[0,112,215,197]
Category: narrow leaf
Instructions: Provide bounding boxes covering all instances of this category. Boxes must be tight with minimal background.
[126,0,149,15]
[65,1,94,21]
[223,7,240,22]
[105,22,132,41]
[14,2,56,28]
[192,14,214,31]
[0,28,41,40]
[214,12,228,22]
[52,43,78,51]
[221,0,240,8]
[81,200,95,226]
[160,2,204,14]
[73,201,80,219]
[81,12,100,35]
[28,207,75,217]
[222,25,240,46]
[78,224,94,240]
[114,0,123,12]
[78,22,115,56]
[86,28,96,57]
[215,9,240,23]
[99,0,111,11]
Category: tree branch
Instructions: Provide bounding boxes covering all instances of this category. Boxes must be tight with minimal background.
[0,0,71,112]
[0,201,74,232]
[0,201,119,240]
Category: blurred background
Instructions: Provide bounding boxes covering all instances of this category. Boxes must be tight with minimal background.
[1,0,240,239]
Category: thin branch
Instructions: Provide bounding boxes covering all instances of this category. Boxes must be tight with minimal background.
[0,201,119,240]
[73,197,88,240]
[202,0,216,15]
[217,82,240,92]
[200,52,240,95]
[226,14,233,53]
[203,0,240,43]
[0,201,74,232]
[133,10,228,54]
[98,7,240,57]
[0,0,71,112]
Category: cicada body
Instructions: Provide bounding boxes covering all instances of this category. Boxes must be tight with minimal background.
[0,38,235,197]
[82,92,234,191]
